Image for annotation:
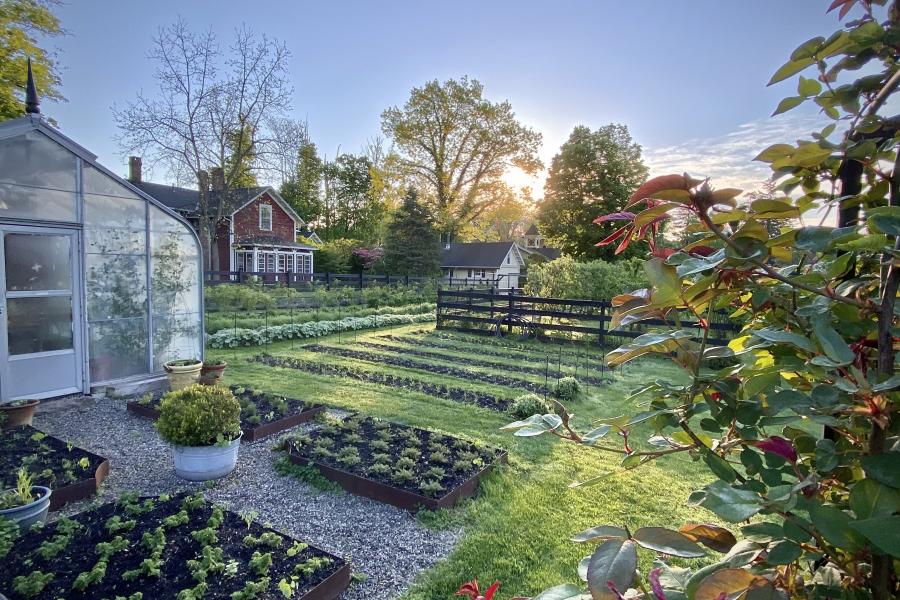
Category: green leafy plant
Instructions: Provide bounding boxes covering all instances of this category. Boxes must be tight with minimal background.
[419,480,445,496]
[504,4,900,599]
[551,376,582,403]
[12,570,53,597]
[508,393,553,419]
[392,468,415,484]
[156,385,241,447]
[0,468,38,509]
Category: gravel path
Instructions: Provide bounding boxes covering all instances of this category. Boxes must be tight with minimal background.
[32,396,461,600]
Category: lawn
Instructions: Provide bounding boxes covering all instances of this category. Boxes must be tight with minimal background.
[208,323,717,600]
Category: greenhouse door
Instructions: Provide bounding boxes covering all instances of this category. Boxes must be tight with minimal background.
[0,225,83,400]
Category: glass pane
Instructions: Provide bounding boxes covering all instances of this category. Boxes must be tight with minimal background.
[151,246,200,314]
[7,296,73,354]
[85,227,146,256]
[84,193,146,229]
[150,230,198,260]
[4,233,71,291]
[150,205,193,233]
[84,254,147,320]
[0,182,77,222]
[88,318,148,381]
[0,130,77,191]
[83,165,140,199]
[152,314,201,371]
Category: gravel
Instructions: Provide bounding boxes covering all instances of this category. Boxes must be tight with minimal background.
[32,396,461,599]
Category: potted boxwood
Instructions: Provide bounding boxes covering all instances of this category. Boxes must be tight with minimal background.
[199,359,227,386]
[0,399,40,429]
[163,358,202,391]
[156,385,242,481]
[0,468,51,531]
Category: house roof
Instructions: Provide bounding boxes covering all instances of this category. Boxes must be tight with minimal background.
[526,246,561,260]
[441,242,517,268]
[525,223,540,235]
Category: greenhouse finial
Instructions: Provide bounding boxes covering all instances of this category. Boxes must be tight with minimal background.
[25,58,40,115]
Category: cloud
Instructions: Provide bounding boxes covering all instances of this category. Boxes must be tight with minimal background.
[643,112,825,193]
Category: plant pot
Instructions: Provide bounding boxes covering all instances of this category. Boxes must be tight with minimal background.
[0,399,40,429]
[199,361,227,386]
[164,360,202,391]
[172,433,242,481]
[0,486,51,531]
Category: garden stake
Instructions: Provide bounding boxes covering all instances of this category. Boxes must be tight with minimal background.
[233,311,237,363]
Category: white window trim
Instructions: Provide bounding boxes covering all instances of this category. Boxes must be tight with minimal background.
[259,204,273,231]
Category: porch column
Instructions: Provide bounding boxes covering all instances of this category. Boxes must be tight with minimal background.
[252,248,258,274]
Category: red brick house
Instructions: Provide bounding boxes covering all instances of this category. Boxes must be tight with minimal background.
[127,158,318,275]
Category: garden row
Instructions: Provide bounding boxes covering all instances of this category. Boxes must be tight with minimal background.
[205,281,438,312]
[251,353,511,411]
[205,312,435,349]
[300,344,549,395]
[351,340,612,386]
[204,302,434,334]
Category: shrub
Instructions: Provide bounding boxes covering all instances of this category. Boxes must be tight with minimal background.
[524,256,647,300]
[508,393,552,419]
[156,385,241,447]
[551,377,582,403]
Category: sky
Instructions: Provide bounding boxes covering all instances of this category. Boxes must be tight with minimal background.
[38,0,842,196]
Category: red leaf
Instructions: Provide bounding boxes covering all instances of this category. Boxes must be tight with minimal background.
[456,580,480,599]
[626,174,690,208]
[687,246,716,257]
[651,247,676,259]
[755,436,797,464]
[614,229,633,255]
[649,568,667,600]
[596,226,629,247]
[594,211,636,224]
[483,582,501,600]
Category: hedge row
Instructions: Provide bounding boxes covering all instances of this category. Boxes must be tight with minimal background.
[206,313,437,348]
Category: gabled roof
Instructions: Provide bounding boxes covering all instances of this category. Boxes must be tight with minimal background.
[131,180,306,226]
[522,246,561,260]
[441,242,518,268]
[525,223,540,235]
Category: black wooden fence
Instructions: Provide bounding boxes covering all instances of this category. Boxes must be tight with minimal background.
[436,288,740,347]
[205,271,522,290]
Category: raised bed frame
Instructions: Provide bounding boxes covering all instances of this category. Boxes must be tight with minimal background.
[127,399,325,443]
[287,450,507,512]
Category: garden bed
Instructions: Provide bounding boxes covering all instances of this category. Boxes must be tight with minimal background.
[252,353,511,411]
[281,415,506,511]
[127,386,325,443]
[0,426,109,511]
[0,492,350,600]
[301,343,548,394]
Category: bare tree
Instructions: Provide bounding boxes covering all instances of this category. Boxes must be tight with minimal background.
[262,116,311,187]
[114,18,292,269]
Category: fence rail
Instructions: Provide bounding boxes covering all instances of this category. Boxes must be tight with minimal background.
[205,271,523,290]
[436,288,739,347]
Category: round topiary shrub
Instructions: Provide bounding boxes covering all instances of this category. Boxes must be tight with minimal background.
[508,393,552,419]
[156,384,241,447]
[552,377,582,403]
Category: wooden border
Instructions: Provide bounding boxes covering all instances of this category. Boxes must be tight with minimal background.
[287,451,508,512]
[301,561,352,600]
[48,457,109,511]
[126,401,325,443]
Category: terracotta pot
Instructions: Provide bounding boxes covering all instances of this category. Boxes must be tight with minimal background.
[163,360,202,391]
[0,399,40,429]
[199,361,227,386]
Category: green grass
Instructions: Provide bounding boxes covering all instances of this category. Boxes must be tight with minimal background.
[207,324,717,600]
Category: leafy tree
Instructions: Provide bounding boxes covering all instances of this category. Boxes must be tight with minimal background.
[506,4,900,600]
[224,125,258,188]
[467,183,532,242]
[321,153,384,242]
[313,238,361,273]
[382,77,542,237]
[280,139,323,222]
[537,124,648,260]
[382,189,441,275]
[0,0,63,120]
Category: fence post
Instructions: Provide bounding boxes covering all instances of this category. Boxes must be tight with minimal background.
[489,286,495,320]
[238,270,244,284]
[359,272,364,290]
[436,289,443,330]
[326,272,331,290]
[507,288,514,336]
[405,273,410,286]
[599,303,607,347]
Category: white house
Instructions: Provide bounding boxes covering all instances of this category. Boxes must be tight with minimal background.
[441,242,526,289]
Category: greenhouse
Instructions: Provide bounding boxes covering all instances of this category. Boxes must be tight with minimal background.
[0,112,203,401]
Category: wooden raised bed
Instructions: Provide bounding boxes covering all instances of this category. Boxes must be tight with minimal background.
[282,415,507,512]
[0,492,351,600]
[127,386,325,443]
[0,426,109,511]
[287,450,507,511]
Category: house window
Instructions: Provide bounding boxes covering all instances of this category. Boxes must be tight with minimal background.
[277,253,286,273]
[259,204,273,231]
[467,269,472,278]
[266,253,276,272]
[507,254,511,264]
[256,253,265,272]
[286,254,294,273]
[474,268,487,278]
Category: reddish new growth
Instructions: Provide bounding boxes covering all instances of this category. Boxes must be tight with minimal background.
[456,580,500,600]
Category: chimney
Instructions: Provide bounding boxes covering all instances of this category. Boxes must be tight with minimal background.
[128,156,142,183]
[210,167,225,191]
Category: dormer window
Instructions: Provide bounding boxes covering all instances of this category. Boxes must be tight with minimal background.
[259,204,272,231]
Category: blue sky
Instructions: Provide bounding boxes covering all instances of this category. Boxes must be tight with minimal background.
[42,0,839,194]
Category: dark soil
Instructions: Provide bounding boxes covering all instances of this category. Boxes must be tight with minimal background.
[0,426,106,491]
[356,339,613,386]
[132,385,321,430]
[0,493,347,600]
[250,354,511,412]
[301,344,548,395]
[282,415,503,499]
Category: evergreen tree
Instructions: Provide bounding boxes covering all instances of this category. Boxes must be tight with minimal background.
[280,140,323,222]
[382,189,441,275]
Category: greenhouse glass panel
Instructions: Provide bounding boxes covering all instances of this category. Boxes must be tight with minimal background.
[0,131,77,222]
